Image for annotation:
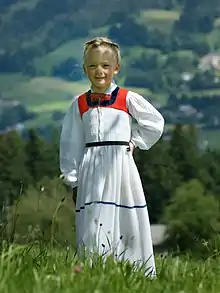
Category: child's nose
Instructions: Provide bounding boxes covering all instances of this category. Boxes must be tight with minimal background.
[95,65,103,73]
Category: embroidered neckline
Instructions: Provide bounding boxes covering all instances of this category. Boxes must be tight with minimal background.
[86,87,120,107]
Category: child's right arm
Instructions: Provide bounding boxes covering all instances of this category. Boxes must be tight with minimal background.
[59,97,85,188]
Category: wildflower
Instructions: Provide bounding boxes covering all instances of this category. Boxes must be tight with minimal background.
[73,264,83,273]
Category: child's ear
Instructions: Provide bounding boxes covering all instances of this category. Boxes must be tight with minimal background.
[114,63,120,75]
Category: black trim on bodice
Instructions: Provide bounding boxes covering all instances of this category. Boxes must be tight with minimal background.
[86,86,120,107]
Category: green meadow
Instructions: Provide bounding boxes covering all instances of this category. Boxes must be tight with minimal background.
[0,244,219,293]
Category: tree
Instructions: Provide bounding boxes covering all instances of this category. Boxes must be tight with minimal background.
[163,179,220,255]
[198,149,220,197]
[0,131,28,207]
[189,70,220,91]
[165,51,198,72]
[25,129,59,185]
[134,139,181,223]
[169,124,200,182]
[108,17,149,46]
[174,0,217,33]
[52,57,83,81]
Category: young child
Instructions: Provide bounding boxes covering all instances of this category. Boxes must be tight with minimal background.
[59,37,164,277]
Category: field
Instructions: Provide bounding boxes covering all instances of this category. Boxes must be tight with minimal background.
[0,244,219,293]
[0,73,158,128]
[137,9,180,31]
[33,26,110,75]
[1,8,220,145]
[1,73,220,146]
[3,186,219,293]
[33,8,220,75]
[0,74,89,127]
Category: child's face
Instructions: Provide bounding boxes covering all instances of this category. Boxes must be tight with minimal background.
[84,46,120,93]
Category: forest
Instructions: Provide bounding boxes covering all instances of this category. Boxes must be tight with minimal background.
[0,124,219,257]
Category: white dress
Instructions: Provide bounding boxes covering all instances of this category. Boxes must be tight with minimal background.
[60,82,164,277]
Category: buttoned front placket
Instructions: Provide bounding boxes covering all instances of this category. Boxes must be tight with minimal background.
[97,97,103,156]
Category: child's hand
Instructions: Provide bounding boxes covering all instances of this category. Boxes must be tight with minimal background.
[129,141,135,154]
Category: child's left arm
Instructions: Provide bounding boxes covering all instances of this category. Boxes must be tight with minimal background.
[127,91,165,150]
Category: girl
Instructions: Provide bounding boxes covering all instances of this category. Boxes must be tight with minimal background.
[59,37,164,277]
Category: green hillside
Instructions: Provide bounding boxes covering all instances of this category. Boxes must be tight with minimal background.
[0,0,220,147]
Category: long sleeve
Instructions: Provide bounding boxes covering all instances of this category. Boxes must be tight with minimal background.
[127,91,165,150]
[59,97,85,188]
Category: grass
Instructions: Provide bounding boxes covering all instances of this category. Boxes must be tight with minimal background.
[0,73,167,128]
[3,186,220,292]
[0,73,165,111]
[0,74,89,106]
[0,244,219,293]
[138,9,220,30]
[137,9,180,31]
[34,38,87,75]
[176,88,220,99]
[1,177,220,292]
[30,101,71,112]
[23,111,56,128]
[140,9,180,21]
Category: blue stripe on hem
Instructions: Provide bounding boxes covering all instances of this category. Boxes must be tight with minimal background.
[75,201,147,212]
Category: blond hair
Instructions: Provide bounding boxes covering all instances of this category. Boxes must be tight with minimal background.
[83,37,121,64]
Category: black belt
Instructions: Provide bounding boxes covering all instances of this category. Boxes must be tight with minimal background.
[85,141,129,148]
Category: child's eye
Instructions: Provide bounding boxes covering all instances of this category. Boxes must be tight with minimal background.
[89,64,96,68]
[103,64,110,68]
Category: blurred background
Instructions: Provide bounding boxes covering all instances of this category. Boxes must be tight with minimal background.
[0,0,220,258]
